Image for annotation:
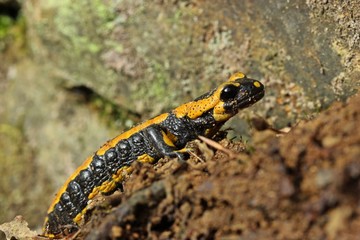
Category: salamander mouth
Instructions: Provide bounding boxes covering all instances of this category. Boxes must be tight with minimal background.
[236,89,265,109]
[252,90,265,102]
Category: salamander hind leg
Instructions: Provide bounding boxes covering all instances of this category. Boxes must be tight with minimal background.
[144,126,189,162]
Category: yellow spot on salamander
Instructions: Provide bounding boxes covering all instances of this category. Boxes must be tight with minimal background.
[74,211,84,223]
[161,131,176,147]
[137,154,155,164]
[254,81,261,88]
[229,72,246,82]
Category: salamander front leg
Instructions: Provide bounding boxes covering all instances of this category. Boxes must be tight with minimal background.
[145,126,189,161]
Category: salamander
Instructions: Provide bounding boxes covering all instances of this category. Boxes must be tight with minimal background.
[42,72,265,238]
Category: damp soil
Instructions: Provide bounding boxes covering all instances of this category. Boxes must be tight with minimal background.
[69,93,360,240]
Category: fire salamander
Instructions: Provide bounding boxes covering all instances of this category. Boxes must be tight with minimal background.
[42,72,265,238]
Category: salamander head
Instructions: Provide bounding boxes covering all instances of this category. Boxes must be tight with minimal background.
[212,72,265,122]
[173,72,265,122]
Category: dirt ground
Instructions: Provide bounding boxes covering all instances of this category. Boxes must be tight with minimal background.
[49,92,358,240]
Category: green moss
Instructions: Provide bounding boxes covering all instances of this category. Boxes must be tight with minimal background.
[0,15,13,39]
[88,90,140,129]
[33,0,121,102]
[54,0,116,55]
[133,60,174,112]
[148,61,169,98]
[0,14,27,57]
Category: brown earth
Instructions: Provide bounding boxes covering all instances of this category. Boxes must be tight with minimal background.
[63,93,359,240]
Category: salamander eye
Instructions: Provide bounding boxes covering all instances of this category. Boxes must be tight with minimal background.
[220,85,238,101]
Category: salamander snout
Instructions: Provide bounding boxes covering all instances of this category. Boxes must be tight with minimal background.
[220,77,264,111]
[236,78,265,109]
